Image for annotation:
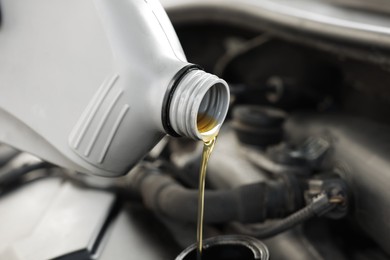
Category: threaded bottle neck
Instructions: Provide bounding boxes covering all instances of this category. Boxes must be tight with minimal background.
[168,69,230,141]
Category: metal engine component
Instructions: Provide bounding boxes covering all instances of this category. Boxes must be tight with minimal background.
[286,114,390,255]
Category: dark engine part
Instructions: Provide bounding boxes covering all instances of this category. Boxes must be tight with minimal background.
[232,105,286,147]
[133,165,302,224]
[285,114,390,256]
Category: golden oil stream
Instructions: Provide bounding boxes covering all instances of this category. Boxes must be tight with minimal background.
[196,113,219,260]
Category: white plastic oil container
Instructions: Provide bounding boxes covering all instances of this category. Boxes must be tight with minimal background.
[0,0,229,176]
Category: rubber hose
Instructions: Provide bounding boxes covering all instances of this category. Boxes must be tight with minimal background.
[231,193,335,238]
[135,167,300,224]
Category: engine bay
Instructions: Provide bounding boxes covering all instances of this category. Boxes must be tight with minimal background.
[1,1,390,259]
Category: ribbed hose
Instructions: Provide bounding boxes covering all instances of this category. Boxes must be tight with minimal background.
[132,166,301,224]
[230,193,336,239]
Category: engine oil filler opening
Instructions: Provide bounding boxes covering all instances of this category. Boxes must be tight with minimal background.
[186,244,255,260]
[175,235,269,260]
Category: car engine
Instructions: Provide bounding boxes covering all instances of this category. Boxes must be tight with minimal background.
[1,0,390,259]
